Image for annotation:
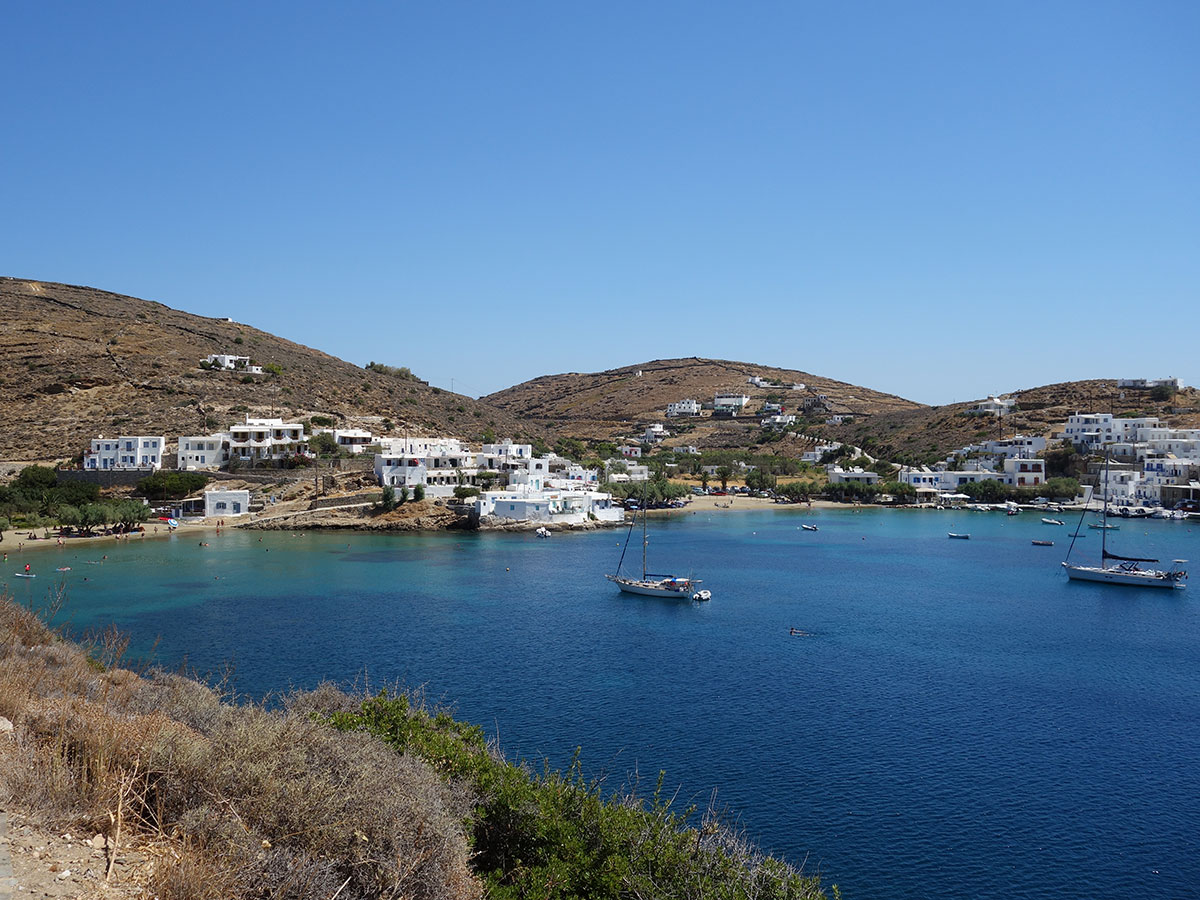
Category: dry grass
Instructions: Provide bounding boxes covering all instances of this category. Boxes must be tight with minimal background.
[0,592,482,900]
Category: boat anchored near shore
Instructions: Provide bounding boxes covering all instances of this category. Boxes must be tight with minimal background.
[606,501,705,599]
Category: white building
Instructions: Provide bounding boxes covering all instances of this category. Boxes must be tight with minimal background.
[473,488,624,525]
[714,392,751,413]
[605,459,650,483]
[228,417,307,461]
[1001,457,1046,489]
[1063,413,1116,450]
[177,434,231,470]
[620,445,642,459]
[314,427,375,454]
[205,354,264,375]
[85,435,165,470]
[762,414,796,429]
[204,489,251,518]
[642,423,670,443]
[973,435,1047,459]
[971,396,1016,416]
[826,466,881,485]
[375,436,479,498]
[1118,377,1185,391]
[666,399,701,418]
[826,415,852,426]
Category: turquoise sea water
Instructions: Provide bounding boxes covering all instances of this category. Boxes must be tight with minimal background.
[6,508,1198,900]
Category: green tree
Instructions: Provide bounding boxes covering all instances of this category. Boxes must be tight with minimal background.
[380,485,397,511]
[80,503,111,535]
[398,485,410,504]
[716,465,733,491]
[113,499,150,530]
[308,432,339,456]
[700,471,710,491]
[413,484,425,502]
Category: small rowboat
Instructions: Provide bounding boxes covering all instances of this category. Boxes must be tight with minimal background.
[13,572,36,578]
[948,533,970,540]
[1032,540,1055,547]
[801,524,818,532]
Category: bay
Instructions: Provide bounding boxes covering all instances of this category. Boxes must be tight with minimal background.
[7,507,1198,900]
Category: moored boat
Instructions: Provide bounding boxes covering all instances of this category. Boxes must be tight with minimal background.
[948,532,970,540]
[1063,447,1187,590]
[607,501,704,599]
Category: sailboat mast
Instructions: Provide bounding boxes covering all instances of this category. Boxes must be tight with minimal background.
[1101,446,1109,559]
[642,506,648,579]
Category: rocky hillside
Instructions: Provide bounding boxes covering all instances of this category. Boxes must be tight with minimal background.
[483,357,922,452]
[822,379,1200,465]
[0,277,536,463]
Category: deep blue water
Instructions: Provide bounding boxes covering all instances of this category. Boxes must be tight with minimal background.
[6,508,1199,900]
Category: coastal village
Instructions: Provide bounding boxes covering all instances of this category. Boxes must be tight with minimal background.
[8,354,1196,544]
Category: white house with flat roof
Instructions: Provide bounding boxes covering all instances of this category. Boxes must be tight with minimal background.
[971,396,1016,416]
[642,423,670,443]
[228,417,307,461]
[314,427,375,454]
[375,436,478,498]
[205,354,264,374]
[474,487,623,525]
[714,392,751,413]
[762,414,796,429]
[204,489,250,518]
[177,434,231,470]
[85,435,165,470]
[666,399,701,417]
[826,466,880,485]
[1118,377,1185,391]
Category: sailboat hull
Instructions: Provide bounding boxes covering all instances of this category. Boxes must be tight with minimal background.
[606,574,700,597]
[1062,563,1185,589]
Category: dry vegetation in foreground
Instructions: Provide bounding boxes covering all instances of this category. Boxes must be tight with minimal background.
[1,590,827,900]
[0,590,479,900]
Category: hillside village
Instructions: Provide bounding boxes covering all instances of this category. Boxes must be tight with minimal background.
[8,358,1191,538]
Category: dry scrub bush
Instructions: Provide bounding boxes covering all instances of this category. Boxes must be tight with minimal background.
[0,594,482,900]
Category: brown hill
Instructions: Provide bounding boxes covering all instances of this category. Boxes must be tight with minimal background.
[822,379,1200,465]
[483,357,923,453]
[0,277,536,463]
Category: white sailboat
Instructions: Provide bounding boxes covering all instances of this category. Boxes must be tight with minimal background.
[606,504,702,598]
[1062,448,1187,590]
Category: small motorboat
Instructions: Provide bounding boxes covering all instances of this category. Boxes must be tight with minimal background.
[1032,540,1055,547]
[801,524,819,532]
[1088,522,1119,530]
[56,566,71,572]
[13,572,36,578]
[948,533,970,540]
[1042,518,1064,526]
[691,589,712,601]
[535,526,551,538]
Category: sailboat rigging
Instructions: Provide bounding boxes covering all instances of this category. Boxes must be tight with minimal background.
[606,501,704,598]
[1062,445,1187,589]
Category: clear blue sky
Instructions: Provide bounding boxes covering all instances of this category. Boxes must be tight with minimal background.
[4,2,1196,405]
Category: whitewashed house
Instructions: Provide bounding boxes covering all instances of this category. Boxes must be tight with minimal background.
[205,354,264,374]
[826,466,881,485]
[666,399,701,418]
[177,434,231,470]
[1001,457,1046,488]
[204,489,250,518]
[314,427,375,454]
[620,445,642,459]
[971,396,1016,416]
[375,436,479,498]
[1118,377,1185,391]
[605,459,650,483]
[714,392,751,414]
[762,414,796,429]
[642,423,670,443]
[85,435,165,470]
[474,488,623,525]
[228,417,307,461]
